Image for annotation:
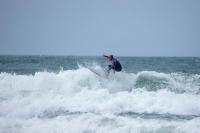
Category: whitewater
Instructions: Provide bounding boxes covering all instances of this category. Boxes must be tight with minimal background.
[0,56,200,133]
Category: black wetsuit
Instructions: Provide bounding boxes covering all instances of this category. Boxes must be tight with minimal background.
[108,58,122,72]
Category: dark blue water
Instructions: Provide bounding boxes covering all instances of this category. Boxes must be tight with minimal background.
[0,55,200,74]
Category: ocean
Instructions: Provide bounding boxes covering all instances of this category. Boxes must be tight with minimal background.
[0,55,200,133]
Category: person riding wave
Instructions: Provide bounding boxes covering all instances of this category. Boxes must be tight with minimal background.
[103,54,122,76]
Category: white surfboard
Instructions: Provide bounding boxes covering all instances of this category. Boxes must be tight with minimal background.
[86,66,108,79]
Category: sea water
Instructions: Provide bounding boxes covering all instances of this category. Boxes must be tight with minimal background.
[0,55,200,133]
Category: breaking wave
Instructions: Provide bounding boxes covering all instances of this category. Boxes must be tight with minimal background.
[0,66,200,133]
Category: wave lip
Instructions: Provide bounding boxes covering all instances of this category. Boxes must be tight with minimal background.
[134,71,200,94]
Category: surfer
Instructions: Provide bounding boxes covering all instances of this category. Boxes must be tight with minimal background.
[103,54,122,75]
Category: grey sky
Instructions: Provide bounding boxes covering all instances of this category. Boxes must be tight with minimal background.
[0,0,200,56]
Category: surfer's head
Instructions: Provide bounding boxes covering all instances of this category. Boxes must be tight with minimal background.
[108,55,113,61]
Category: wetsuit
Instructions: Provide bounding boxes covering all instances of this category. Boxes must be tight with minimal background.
[108,58,122,72]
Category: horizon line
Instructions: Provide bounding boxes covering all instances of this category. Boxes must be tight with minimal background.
[0,54,200,58]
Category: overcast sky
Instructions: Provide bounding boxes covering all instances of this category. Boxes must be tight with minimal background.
[0,0,200,56]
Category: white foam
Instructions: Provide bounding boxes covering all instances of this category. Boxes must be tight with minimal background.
[1,114,200,133]
[0,68,200,132]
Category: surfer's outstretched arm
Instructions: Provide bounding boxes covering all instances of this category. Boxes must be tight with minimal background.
[103,54,109,59]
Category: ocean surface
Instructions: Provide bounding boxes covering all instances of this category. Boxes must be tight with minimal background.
[0,55,200,133]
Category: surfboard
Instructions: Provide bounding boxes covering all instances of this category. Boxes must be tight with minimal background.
[86,66,108,79]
